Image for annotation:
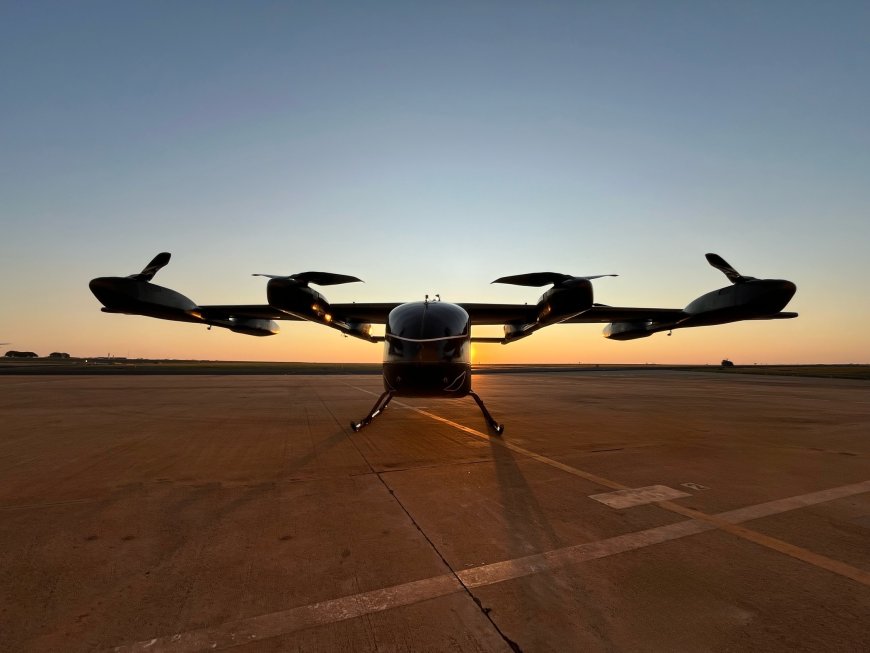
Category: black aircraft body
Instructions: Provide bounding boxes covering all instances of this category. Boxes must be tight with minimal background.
[89,253,797,433]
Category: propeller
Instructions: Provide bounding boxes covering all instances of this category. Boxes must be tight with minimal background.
[492,272,617,287]
[705,253,756,284]
[128,252,171,282]
[252,271,363,286]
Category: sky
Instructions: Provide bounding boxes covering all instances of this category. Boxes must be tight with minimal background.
[1,1,868,364]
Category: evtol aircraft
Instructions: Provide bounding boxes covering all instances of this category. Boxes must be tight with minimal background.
[89,253,797,433]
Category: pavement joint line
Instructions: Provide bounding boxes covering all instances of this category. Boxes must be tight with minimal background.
[110,476,870,653]
[333,387,523,651]
[348,384,870,587]
[371,470,523,652]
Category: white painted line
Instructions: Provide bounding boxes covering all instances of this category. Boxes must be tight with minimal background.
[458,518,712,588]
[589,485,691,509]
[349,384,870,585]
[347,384,870,588]
[349,385,628,491]
[111,478,870,652]
[716,479,870,524]
[113,575,462,653]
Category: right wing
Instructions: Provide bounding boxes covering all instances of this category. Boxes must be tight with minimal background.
[564,306,686,324]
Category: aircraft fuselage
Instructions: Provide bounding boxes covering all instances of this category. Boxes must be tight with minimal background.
[382,301,471,397]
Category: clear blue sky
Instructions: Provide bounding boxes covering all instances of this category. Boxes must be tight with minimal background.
[2,1,868,362]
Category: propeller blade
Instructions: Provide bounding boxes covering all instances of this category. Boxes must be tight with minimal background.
[492,272,573,287]
[492,272,617,287]
[293,272,363,286]
[705,253,754,284]
[252,271,363,286]
[128,252,171,282]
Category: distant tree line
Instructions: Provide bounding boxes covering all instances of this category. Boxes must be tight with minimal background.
[3,351,70,358]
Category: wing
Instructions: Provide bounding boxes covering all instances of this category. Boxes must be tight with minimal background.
[463,304,687,344]
[326,302,537,325]
[197,305,302,321]
[460,303,538,325]
[192,304,296,336]
[564,306,686,324]
[329,303,401,323]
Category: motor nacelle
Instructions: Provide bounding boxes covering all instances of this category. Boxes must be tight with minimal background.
[345,321,373,339]
[502,281,596,342]
[89,277,200,322]
[226,317,280,337]
[603,320,656,340]
[535,279,594,325]
[266,278,329,318]
[683,279,796,323]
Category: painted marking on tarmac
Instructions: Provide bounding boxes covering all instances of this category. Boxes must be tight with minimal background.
[589,485,691,509]
[111,478,870,652]
[349,385,870,588]
[349,385,628,491]
[657,497,870,587]
[112,574,462,653]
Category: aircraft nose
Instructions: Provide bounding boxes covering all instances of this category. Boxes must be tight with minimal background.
[89,277,122,306]
[771,280,797,310]
[89,277,109,296]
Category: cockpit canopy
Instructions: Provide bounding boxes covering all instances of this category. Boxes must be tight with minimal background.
[385,301,470,363]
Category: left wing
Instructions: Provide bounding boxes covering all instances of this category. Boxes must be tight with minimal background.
[198,305,302,321]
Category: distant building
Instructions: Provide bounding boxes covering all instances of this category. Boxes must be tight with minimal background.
[48,352,70,359]
[4,350,38,358]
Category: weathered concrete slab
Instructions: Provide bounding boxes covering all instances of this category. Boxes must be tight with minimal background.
[0,372,868,652]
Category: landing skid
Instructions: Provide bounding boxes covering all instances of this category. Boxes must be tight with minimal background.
[469,390,505,435]
[350,389,504,435]
[350,391,394,432]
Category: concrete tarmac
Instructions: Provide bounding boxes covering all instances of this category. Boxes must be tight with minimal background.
[1,372,868,652]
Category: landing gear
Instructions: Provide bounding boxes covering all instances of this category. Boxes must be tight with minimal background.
[469,390,504,435]
[350,390,504,435]
[350,391,394,432]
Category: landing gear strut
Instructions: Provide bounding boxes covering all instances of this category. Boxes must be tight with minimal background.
[469,390,504,435]
[350,390,504,435]
[350,391,394,432]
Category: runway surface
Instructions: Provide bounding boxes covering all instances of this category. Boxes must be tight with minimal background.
[1,371,868,652]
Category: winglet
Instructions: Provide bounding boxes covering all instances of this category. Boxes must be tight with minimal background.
[128,252,171,282]
[705,253,754,284]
